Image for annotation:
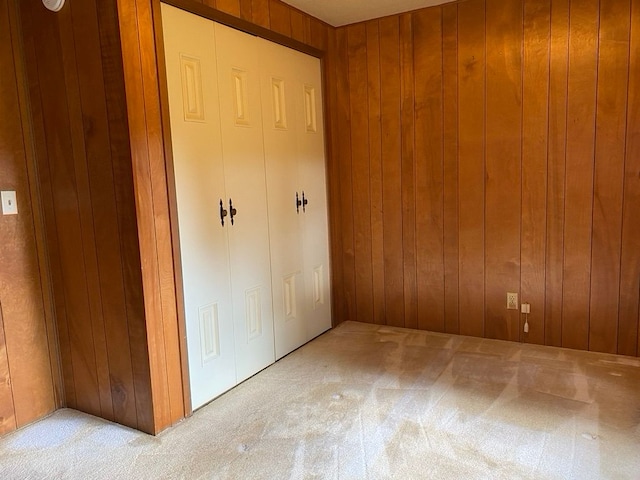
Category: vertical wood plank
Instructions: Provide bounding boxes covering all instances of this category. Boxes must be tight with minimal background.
[457,0,486,337]
[336,28,356,322]
[308,17,328,51]
[269,0,291,37]
[619,0,640,356]
[58,2,114,422]
[562,0,599,351]
[98,0,154,431]
[139,0,184,427]
[379,17,404,327]
[290,9,305,43]
[414,7,445,333]
[522,0,550,346]
[251,0,270,28]
[325,30,345,324]
[485,0,523,342]
[589,0,630,354]
[545,0,569,347]
[442,3,459,335]
[348,24,374,324]
[117,0,184,433]
[366,21,385,325]
[75,0,139,426]
[400,13,417,330]
[29,4,103,417]
[216,0,241,17]
[240,0,252,21]
[19,3,77,410]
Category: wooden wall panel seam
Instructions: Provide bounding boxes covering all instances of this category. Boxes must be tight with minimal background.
[586,0,602,352]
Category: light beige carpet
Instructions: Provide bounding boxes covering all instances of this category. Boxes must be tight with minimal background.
[1,321,639,479]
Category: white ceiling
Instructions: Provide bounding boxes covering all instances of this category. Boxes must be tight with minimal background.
[281,0,448,27]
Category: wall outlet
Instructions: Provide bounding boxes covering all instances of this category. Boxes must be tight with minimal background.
[507,292,518,310]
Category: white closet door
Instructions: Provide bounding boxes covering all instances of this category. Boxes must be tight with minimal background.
[259,39,307,359]
[161,4,235,409]
[214,23,275,382]
[293,51,332,340]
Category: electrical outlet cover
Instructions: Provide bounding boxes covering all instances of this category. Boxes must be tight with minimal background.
[507,292,518,310]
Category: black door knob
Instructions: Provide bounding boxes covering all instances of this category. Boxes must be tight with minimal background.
[219,199,228,226]
[229,198,237,225]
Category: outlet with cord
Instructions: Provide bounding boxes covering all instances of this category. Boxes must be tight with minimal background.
[521,302,531,333]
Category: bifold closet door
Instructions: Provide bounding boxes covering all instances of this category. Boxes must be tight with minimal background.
[214,23,275,383]
[162,4,235,408]
[260,39,332,357]
[259,41,307,359]
[293,52,332,340]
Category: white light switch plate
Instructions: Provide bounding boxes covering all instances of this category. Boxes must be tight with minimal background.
[1,191,18,215]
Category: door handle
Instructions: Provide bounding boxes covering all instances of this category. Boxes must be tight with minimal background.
[302,191,308,212]
[296,192,302,213]
[219,199,228,226]
[229,198,237,225]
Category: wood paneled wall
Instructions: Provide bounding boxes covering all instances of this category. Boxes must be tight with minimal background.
[0,0,60,435]
[14,0,334,434]
[18,0,180,434]
[331,0,640,356]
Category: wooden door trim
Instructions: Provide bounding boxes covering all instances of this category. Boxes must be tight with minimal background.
[152,0,192,417]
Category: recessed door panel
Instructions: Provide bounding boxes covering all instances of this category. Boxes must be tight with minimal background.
[161,4,235,409]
